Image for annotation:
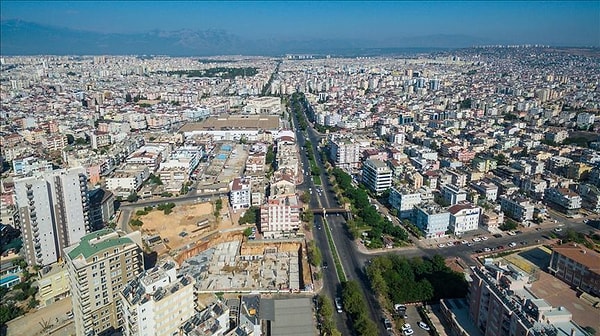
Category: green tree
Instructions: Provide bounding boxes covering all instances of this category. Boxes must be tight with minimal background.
[243,227,253,237]
[127,193,139,203]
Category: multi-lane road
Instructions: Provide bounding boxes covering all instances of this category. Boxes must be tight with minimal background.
[292,97,599,336]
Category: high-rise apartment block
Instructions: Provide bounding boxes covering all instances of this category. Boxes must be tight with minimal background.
[14,167,90,266]
[64,229,144,336]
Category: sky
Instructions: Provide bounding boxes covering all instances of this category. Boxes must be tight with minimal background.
[1,1,599,46]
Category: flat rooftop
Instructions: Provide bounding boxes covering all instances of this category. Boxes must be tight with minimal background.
[179,115,280,133]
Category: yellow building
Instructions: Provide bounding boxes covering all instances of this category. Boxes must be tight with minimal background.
[35,263,70,307]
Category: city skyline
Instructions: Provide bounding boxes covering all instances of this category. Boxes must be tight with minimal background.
[0,1,598,56]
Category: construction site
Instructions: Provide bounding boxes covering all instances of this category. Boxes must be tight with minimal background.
[179,239,313,293]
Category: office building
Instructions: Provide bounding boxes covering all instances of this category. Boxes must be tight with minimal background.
[14,167,90,266]
[64,229,144,336]
[120,260,196,336]
[362,159,392,195]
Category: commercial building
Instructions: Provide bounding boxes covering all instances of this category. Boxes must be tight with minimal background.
[14,167,90,266]
[243,96,282,114]
[362,159,392,195]
[64,229,144,336]
[120,260,196,336]
[548,243,600,297]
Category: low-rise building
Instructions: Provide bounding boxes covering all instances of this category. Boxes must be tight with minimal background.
[448,203,481,236]
[229,177,251,211]
[389,187,421,219]
[35,263,70,307]
[543,188,582,214]
[548,243,600,297]
[442,184,468,206]
[413,203,450,238]
[500,196,534,222]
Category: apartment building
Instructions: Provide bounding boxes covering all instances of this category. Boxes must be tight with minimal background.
[548,243,600,297]
[362,159,392,195]
[389,186,422,219]
[499,196,534,222]
[328,137,361,170]
[180,300,230,335]
[105,165,150,197]
[35,263,70,307]
[12,156,53,176]
[442,184,468,206]
[470,181,499,202]
[543,188,582,214]
[14,167,90,266]
[64,229,144,336]
[448,203,481,235]
[120,260,196,336]
[413,203,450,238]
[260,195,301,237]
[469,263,588,336]
[578,184,600,213]
[229,177,251,211]
[88,188,115,231]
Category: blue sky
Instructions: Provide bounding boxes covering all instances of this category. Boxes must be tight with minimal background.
[1,1,599,46]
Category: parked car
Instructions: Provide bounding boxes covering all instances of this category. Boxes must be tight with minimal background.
[418,321,431,331]
[383,318,393,331]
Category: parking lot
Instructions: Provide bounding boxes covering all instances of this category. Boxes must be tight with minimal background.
[391,305,436,336]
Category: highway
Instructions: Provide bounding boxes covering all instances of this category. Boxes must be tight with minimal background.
[292,95,599,336]
[293,98,388,335]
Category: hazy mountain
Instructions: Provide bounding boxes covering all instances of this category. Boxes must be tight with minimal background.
[0,20,501,56]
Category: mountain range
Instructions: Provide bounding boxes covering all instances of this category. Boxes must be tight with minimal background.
[1,19,504,56]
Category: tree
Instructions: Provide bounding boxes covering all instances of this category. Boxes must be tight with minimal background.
[127,193,139,203]
[66,134,75,144]
[499,219,518,231]
[243,227,253,237]
[300,191,311,204]
[130,219,143,227]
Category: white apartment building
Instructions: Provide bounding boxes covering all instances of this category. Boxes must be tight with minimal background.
[260,195,301,237]
[470,181,499,202]
[389,187,422,219]
[120,261,196,336]
[328,137,361,170]
[244,96,282,114]
[12,156,53,176]
[448,203,481,235]
[105,165,150,197]
[362,159,392,195]
[577,112,595,128]
[413,203,450,239]
[442,184,467,206]
[229,177,251,211]
[544,188,582,213]
[14,167,90,266]
[500,196,534,222]
[64,229,144,336]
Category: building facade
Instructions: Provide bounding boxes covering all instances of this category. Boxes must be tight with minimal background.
[64,229,144,336]
[362,159,392,195]
[120,260,196,336]
[14,167,90,266]
[229,177,251,211]
[260,195,301,237]
[413,204,450,239]
[548,243,600,297]
[389,187,422,219]
[448,203,481,236]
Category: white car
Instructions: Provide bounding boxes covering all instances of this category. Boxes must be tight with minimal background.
[461,240,469,245]
[402,323,412,331]
[554,227,563,232]
[438,243,446,248]
[446,242,454,247]
[418,321,431,331]
[483,247,491,252]
[481,236,488,241]
[472,237,481,242]
[404,328,414,336]
[508,242,517,248]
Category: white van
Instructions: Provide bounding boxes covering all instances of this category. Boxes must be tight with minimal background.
[335,297,343,313]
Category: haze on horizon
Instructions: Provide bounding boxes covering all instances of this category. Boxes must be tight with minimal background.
[1,1,599,50]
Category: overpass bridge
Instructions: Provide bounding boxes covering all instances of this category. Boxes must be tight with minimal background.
[309,207,352,219]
